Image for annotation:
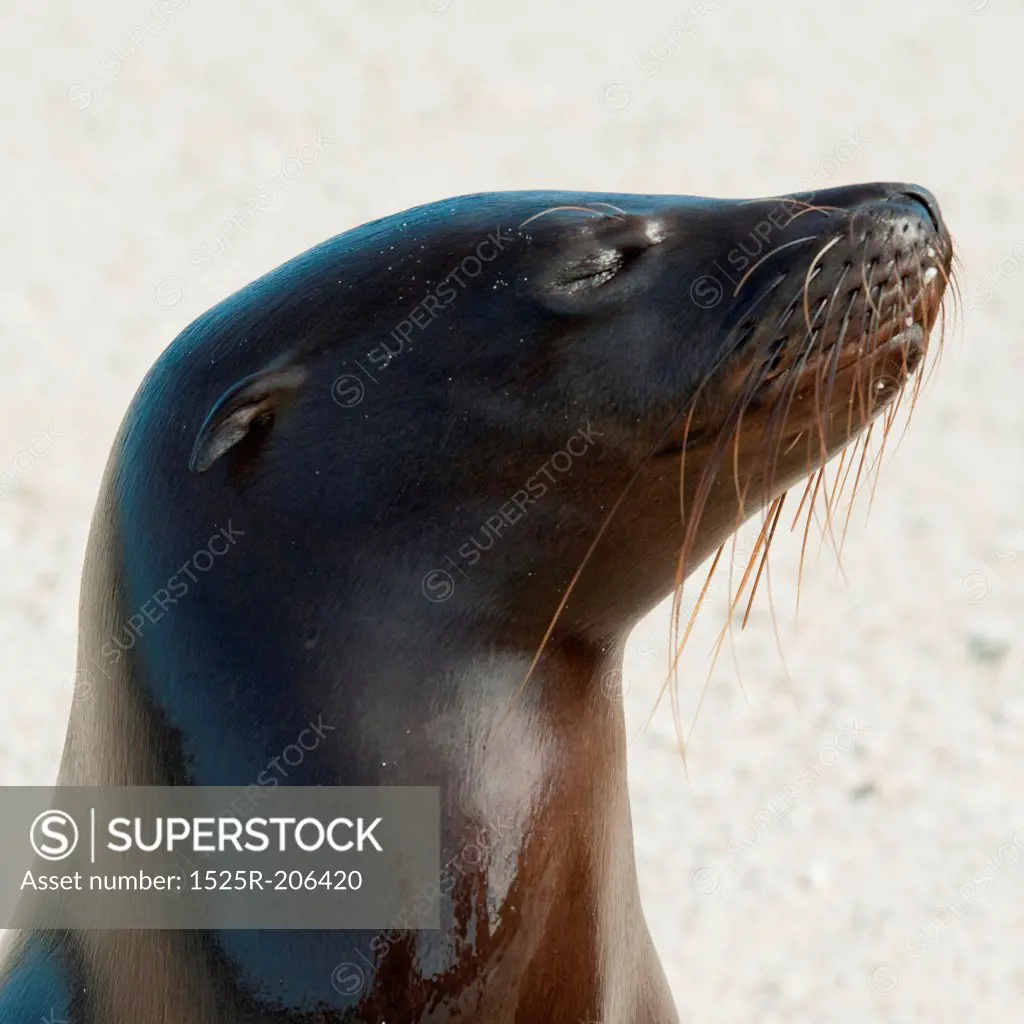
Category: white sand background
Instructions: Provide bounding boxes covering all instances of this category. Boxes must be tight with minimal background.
[1,0,1022,1020]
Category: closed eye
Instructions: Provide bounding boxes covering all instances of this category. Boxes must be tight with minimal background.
[550,243,649,294]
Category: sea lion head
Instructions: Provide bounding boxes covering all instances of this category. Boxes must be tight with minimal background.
[185,185,949,625]
[104,184,952,707]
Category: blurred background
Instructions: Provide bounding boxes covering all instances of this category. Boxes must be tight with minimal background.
[1,0,1021,1020]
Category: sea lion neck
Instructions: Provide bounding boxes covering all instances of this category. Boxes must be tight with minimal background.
[312,639,671,1021]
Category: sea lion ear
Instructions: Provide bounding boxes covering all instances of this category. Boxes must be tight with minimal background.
[189,364,307,473]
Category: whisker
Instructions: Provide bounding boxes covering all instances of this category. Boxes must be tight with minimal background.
[762,522,800,711]
[795,467,825,616]
[587,201,629,216]
[742,494,785,629]
[810,268,854,538]
[817,445,849,553]
[646,543,727,731]
[790,473,816,532]
[518,205,610,227]
[733,236,818,296]
[837,431,870,565]
[736,197,841,216]
[802,236,843,337]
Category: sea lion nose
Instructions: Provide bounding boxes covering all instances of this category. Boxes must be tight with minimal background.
[896,185,944,234]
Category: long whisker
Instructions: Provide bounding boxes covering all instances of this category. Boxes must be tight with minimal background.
[742,494,785,629]
[688,499,781,742]
[733,236,818,296]
[644,543,725,731]
[816,445,849,555]
[795,466,825,616]
[839,427,873,560]
[763,527,800,711]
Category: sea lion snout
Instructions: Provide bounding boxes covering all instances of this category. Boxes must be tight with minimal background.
[708,181,952,396]
[891,184,944,234]
[641,181,954,580]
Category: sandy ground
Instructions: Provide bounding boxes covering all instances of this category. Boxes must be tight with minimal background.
[1,0,1022,1020]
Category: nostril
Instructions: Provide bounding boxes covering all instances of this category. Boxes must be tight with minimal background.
[899,187,943,233]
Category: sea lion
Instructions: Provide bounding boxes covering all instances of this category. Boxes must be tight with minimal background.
[0,182,952,1022]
